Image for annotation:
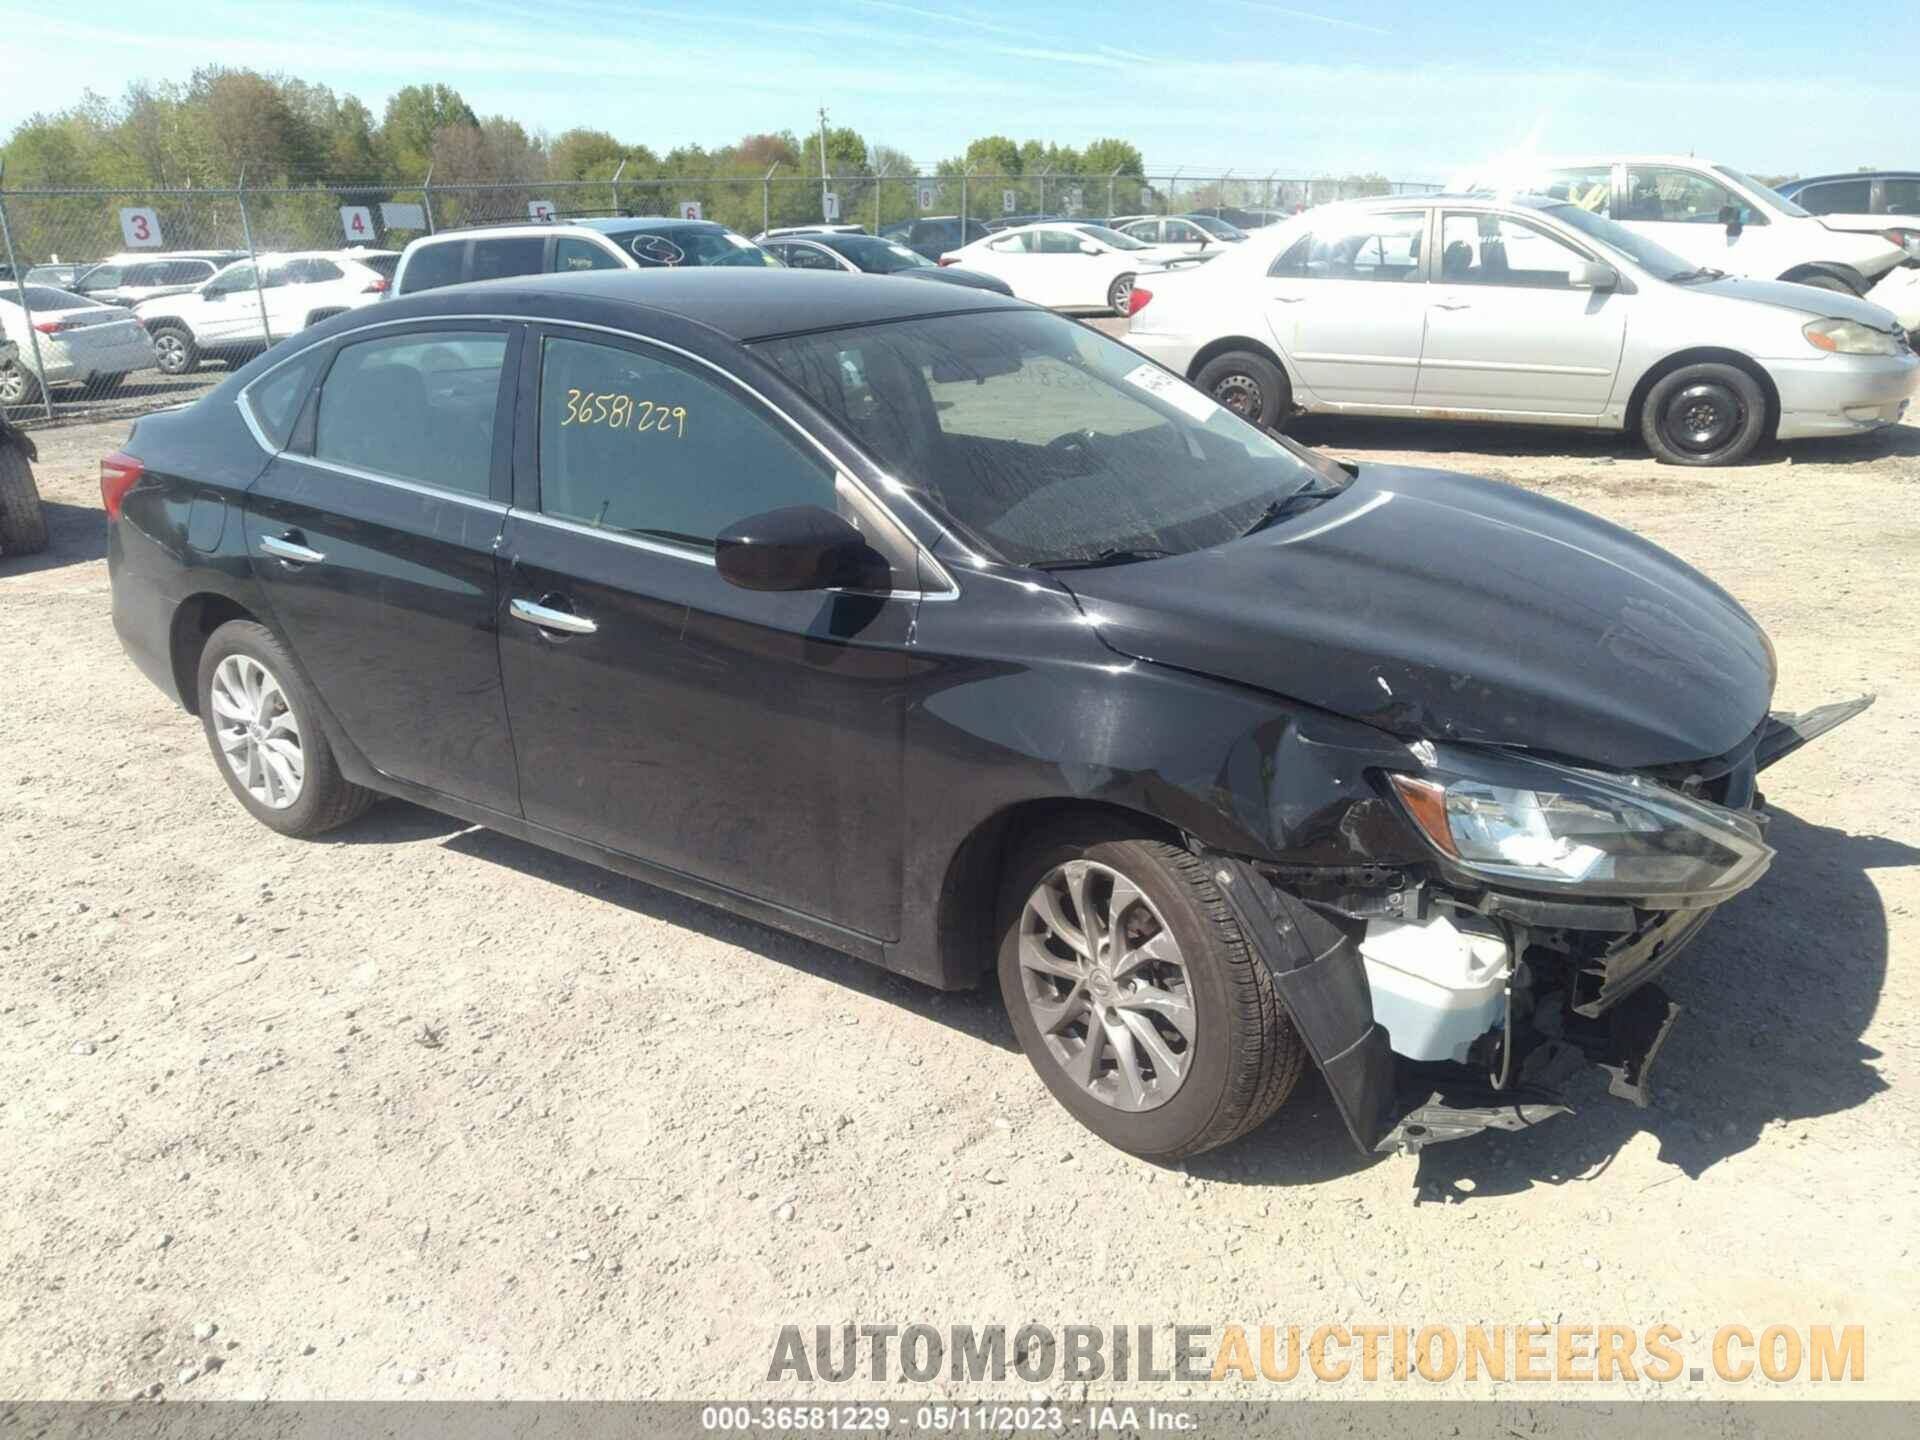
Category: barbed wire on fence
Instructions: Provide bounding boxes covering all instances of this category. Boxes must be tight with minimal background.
[0,166,1440,424]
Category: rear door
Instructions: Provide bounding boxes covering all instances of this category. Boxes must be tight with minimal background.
[1416,210,1627,419]
[495,326,919,941]
[1264,208,1429,407]
[243,322,524,813]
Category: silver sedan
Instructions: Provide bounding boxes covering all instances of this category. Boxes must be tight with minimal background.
[1124,193,1918,465]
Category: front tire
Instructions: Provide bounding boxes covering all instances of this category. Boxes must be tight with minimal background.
[1193,350,1292,431]
[149,325,199,376]
[997,820,1306,1159]
[0,439,49,555]
[1107,273,1137,315]
[1639,362,1767,466]
[196,620,376,837]
[0,358,42,408]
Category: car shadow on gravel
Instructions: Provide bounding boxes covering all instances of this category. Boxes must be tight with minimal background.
[357,803,1024,1053]
[0,500,107,575]
[1406,806,1908,1204]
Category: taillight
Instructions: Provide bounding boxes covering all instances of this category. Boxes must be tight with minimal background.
[33,318,77,335]
[938,255,958,266]
[361,278,389,293]
[1127,286,1153,316]
[100,451,144,521]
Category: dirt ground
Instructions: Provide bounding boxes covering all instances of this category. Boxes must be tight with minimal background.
[3,400,1917,1405]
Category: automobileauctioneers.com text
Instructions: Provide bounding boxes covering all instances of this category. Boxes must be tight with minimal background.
[768,1322,1866,1386]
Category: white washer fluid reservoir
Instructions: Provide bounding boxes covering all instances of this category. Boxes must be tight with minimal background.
[1359,912,1510,1063]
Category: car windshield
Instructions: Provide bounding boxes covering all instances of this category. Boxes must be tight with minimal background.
[1715,166,1809,219]
[608,225,778,268]
[1188,216,1248,240]
[753,309,1338,567]
[1074,225,1150,252]
[1537,203,1700,281]
[831,236,934,273]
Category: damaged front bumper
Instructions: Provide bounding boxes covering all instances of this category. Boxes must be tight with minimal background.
[1208,696,1873,1157]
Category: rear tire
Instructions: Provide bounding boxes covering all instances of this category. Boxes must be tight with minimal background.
[0,358,42,408]
[196,620,376,837]
[997,818,1306,1159]
[149,325,199,376]
[0,439,49,555]
[1193,350,1292,431]
[1639,362,1768,467]
[1107,273,1137,315]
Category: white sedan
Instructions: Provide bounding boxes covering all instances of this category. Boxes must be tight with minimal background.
[938,223,1195,314]
[0,286,158,406]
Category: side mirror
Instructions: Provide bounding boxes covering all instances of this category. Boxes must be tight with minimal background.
[1718,204,1743,238]
[1568,260,1618,291]
[714,505,888,593]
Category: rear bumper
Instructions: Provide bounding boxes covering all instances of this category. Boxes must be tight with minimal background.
[1770,351,1919,439]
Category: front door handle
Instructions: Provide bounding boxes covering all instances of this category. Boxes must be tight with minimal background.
[259,533,325,565]
[510,597,598,636]
[1271,294,1306,304]
[1431,301,1471,311]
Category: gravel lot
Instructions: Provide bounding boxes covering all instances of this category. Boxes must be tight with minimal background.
[3,398,1918,1404]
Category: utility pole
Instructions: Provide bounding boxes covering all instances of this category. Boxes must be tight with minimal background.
[817,105,831,219]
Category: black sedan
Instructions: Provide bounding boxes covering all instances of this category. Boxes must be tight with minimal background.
[761,230,1013,295]
[104,270,1864,1160]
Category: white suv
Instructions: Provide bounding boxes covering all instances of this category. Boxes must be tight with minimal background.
[135,249,399,375]
[1454,155,1920,331]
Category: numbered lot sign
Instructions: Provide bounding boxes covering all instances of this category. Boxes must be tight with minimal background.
[1070,188,1084,211]
[1140,187,1153,208]
[340,206,374,243]
[528,200,556,223]
[918,186,934,210]
[1002,190,1017,214]
[119,207,163,248]
[679,200,703,221]
[824,191,840,222]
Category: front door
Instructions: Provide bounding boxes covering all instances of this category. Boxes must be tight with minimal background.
[1265,208,1429,407]
[1416,210,1628,418]
[496,328,918,941]
[243,323,523,814]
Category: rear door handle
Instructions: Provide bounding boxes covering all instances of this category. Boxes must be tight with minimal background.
[510,597,598,636]
[259,533,325,565]
[1271,295,1306,304]
[1431,301,1471,311]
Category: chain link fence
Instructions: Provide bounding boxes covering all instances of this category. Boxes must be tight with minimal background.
[0,169,1438,426]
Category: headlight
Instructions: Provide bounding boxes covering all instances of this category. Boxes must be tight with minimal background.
[1804,318,1900,356]
[1387,747,1772,902]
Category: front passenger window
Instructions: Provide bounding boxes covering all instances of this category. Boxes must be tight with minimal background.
[537,336,837,548]
[314,331,508,498]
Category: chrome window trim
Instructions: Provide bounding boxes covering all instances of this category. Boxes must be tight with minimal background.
[236,310,960,601]
[299,454,508,511]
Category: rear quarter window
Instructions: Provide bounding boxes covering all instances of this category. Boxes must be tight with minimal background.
[397,240,466,294]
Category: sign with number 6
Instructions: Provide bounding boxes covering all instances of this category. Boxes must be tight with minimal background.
[119,207,163,248]
[679,200,703,222]
[339,206,374,243]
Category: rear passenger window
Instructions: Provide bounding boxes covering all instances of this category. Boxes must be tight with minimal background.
[1795,179,1870,215]
[471,236,545,282]
[537,335,836,548]
[554,238,623,273]
[1269,212,1425,281]
[314,331,508,498]
[398,241,466,294]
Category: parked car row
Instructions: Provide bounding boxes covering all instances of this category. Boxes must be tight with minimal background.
[1125,188,1918,465]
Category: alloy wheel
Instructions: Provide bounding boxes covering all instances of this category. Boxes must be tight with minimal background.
[153,333,189,375]
[1110,276,1134,312]
[209,654,304,809]
[0,362,28,405]
[1016,860,1196,1112]
[1661,381,1745,456]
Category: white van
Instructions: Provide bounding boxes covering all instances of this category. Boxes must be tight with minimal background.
[1453,155,1920,332]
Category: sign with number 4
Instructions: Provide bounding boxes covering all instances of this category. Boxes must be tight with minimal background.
[528,200,556,222]
[340,206,374,243]
[679,200,703,222]
[119,207,163,248]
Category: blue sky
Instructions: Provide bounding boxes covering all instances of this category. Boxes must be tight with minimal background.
[3,0,1915,180]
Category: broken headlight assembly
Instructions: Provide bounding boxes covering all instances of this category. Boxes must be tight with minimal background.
[1387,746,1773,904]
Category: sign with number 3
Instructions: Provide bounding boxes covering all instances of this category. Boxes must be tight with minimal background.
[119,207,163,248]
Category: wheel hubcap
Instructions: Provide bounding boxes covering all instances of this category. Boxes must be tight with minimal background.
[1212,373,1262,418]
[1663,382,1743,453]
[155,336,185,371]
[1017,860,1196,1112]
[1112,278,1132,309]
[210,654,304,809]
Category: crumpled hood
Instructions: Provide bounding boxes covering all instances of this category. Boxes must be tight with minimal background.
[1057,465,1776,771]
[1695,273,1905,330]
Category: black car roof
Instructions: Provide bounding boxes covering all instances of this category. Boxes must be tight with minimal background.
[376,267,1021,342]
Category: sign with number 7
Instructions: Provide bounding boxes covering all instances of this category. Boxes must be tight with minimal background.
[339,206,374,244]
[119,207,163,248]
